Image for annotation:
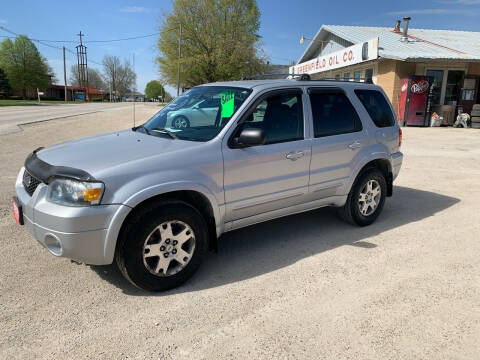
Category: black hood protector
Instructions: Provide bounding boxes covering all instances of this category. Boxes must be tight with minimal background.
[25,148,94,184]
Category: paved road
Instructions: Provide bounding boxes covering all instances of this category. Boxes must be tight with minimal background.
[0,111,479,359]
[0,102,138,135]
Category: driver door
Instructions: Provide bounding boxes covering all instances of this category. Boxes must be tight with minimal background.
[222,89,311,223]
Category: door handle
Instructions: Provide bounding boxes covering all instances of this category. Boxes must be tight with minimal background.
[347,141,362,150]
[285,150,305,161]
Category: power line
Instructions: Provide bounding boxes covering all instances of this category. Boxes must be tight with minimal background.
[0,26,159,44]
[0,30,103,69]
[86,32,159,43]
[0,28,64,50]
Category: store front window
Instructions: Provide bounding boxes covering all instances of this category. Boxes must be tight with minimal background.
[426,70,443,105]
[444,70,464,105]
[354,70,361,81]
[344,72,350,81]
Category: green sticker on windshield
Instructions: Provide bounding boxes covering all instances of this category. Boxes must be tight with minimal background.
[221,91,235,118]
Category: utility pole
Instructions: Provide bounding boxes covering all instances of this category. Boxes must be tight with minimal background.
[63,46,67,102]
[177,23,182,97]
[76,31,88,101]
[133,53,136,127]
[111,61,115,102]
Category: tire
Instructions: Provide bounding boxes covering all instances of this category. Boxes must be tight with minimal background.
[116,201,208,291]
[338,168,387,226]
[472,104,480,111]
[172,116,190,129]
[472,122,480,129]
[471,116,480,123]
[471,110,480,117]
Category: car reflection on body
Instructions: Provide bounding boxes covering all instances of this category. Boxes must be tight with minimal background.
[166,98,221,129]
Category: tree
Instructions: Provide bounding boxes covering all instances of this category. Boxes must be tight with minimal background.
[70,65,105,90]
[145,80,167,101]
[0,68,11,99]
[0,35,52,99]
[102,55,136,100]
[157,0,266,88]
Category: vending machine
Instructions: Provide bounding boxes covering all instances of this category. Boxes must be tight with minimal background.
[398,76,432,126]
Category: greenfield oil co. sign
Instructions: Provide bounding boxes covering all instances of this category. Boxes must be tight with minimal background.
[290,37,379,75]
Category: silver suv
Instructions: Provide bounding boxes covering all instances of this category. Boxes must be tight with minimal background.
[13,79,403,291]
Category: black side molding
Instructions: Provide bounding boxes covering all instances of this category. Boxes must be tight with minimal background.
[24,150,94,184]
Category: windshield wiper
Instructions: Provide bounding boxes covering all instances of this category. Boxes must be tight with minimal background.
[149,128,178,139]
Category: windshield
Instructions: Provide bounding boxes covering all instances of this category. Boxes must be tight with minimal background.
[141,86,252,142]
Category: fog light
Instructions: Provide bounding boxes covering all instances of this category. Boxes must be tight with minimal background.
[44,234,62,256]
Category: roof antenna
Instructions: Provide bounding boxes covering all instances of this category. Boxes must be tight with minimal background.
[133,53,136,128]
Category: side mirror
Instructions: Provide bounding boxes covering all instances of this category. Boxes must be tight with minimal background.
[235,128,265,147]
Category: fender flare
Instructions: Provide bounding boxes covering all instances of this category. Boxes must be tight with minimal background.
[344,153,392,197]
[102,181,223,264]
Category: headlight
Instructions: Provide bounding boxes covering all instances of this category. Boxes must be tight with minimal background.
[46,178,104,206]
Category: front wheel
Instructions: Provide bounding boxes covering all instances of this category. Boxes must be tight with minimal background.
[116,201,208,291]
[172,116,190,129]
[338,168,387,226]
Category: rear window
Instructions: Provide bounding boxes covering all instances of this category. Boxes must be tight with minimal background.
[309,91,362,138]
[355,90,395,128]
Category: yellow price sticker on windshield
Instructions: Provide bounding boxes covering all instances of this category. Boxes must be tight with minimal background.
[221,91,235,118]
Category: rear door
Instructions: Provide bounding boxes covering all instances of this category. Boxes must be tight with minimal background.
[222,89,311,221]
[307,88,366,199]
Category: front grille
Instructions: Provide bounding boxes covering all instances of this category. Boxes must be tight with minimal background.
[23,170,41,196]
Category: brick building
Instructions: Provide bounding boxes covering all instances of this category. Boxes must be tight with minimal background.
[290,19,480,118]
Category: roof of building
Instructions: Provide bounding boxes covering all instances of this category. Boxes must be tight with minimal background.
[298,25,480,64]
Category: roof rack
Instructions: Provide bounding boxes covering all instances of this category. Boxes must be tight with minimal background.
[241,73,373,84]
[308,77,374,84]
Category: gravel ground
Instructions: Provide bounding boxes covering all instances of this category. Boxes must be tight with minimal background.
[0,105,479,359]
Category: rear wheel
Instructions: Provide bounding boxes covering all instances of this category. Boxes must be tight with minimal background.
[338,168,387,226]
[116,201,208,291]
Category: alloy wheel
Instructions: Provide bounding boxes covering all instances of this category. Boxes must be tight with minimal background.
[358,179,381,216]
[142,220,196,276]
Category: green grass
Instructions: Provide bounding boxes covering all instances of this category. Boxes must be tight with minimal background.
[0,99,80,106]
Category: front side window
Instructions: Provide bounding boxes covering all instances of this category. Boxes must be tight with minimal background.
[235,91,304,145]
[141,86,252,142]
[309,90,362,137]
[355,90,395,127]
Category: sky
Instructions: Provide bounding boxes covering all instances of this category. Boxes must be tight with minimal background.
[1,0,479,95]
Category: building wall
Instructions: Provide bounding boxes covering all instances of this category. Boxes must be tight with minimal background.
[306,58,479,118]
[309,61,377,81]
[319,33,354,57]
[468,63,480,76]
[377,60,416,116]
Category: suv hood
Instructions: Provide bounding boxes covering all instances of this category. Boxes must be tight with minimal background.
[35,129,200,177]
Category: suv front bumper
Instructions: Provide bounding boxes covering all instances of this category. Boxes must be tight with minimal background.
[15,167,128,265]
